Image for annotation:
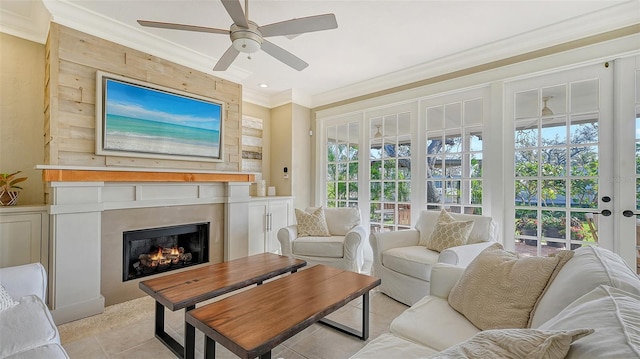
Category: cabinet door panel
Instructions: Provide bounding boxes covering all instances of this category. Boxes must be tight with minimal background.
[248,204,268,255]
[268,201,291,254]
[0,213,42,267]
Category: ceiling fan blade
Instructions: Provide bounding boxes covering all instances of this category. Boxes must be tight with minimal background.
[221,0,248,28]
[261,40,308,71]
[137,20,229,35]
[260,14,337,37]
[213,45,240,71]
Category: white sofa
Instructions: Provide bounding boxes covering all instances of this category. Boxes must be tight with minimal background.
[352,245,640,358]
[371,210,498,305]
[278,207,366,272]
[0,263,69,359]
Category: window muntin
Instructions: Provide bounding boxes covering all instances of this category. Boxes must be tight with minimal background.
[326,122,359,208]
[370,112,411,232]
[425,98,484,215]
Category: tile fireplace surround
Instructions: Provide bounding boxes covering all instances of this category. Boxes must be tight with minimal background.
[39,166,255,325]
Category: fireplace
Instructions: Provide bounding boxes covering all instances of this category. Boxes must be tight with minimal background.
[122,222,209,281]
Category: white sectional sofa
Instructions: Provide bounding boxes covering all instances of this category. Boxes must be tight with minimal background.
[352,245,640,358]
[370,210,498,306]
[0,263,69,359]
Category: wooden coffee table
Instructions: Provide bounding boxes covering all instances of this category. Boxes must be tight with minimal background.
[185,265,381,359]
[138,253,306,359]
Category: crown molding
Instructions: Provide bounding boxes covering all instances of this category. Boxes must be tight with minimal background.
[2,0,638,110]
[309,1,640,108]
[42,0,251,85]
[242,88,272,108]
[243,88,312,109]
[0,0,50,43]
[270,89,312,109]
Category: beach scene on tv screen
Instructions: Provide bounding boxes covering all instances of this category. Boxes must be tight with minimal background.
[103,78,222,158]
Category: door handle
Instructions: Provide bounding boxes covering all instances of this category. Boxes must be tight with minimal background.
[597,209,612,216]
[623,210,639,217]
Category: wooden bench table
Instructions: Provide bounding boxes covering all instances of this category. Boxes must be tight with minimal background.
[185,265,381,359]
[138,253,306,359]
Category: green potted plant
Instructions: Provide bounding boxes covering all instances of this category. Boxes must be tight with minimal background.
[516,217,537,234]
[516,217,538,245]
[542,216,564,238]
[0,171,28,206]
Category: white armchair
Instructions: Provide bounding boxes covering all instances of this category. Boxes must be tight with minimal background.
[371,210,498,306]
[0,263,70,358]
[278,207,367,272]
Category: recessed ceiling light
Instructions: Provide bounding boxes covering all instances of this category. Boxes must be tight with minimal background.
[258,83,269,88]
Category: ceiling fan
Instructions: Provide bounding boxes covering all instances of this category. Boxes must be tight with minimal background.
[137,0,338,71]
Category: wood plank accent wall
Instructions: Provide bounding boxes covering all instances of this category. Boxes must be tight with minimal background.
[44,23,243,172]
[241,116,263,173]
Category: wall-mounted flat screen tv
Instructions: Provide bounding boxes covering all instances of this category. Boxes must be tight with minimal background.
[96,71,224,162]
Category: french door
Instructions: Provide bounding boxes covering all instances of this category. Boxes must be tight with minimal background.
[506,63,615,256]
[506,59,639,271]
[616,56,640,273]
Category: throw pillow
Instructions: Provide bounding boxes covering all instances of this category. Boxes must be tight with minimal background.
[530,245,640,328]
[537,285,640,359]
[427,328,593,359]
[417,209,456,246]
[295,207,330,237]
[448,243,574,330]
[426,217,474,252]
[0,285,18,312]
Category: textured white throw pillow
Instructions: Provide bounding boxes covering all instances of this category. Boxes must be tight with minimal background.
[295,207,330,237]
[537,285,640,358]
[530,245,640,328]
[0,285,18,312]
[428,328,593,359]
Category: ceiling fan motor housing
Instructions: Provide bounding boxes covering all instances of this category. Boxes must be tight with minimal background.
[230,21,263,53]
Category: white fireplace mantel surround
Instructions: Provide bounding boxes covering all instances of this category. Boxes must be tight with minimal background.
[38,165,255,324]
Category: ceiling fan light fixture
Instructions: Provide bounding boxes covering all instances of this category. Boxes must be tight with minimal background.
[232,37,261,53]
[374,125,382,138]
[541,96,554,116]
[230,21,263,54]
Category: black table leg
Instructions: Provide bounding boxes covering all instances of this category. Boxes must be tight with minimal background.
[155,301,164,336]
[154,301,186,358]
[362,291,370,340]
[184,305,196,359]
[204,336,216,359]
[260,351,272,359]
[318,291,370,340]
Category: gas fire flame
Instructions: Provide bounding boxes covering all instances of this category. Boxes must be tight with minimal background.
[149,247,179,261]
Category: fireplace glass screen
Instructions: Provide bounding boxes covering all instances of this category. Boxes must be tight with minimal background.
[123,222,209,281]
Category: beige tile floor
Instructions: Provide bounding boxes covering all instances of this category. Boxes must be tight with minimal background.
[61,264,408,359]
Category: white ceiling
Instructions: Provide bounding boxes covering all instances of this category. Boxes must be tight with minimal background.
[1,0,638,108]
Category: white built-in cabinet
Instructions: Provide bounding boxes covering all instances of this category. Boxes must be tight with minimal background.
[248,197,293,255]
[0,205,49,269]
